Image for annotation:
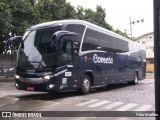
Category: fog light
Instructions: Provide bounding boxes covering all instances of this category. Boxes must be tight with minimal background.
[47,84,55,89]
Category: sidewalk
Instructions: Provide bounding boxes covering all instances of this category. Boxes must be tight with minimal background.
[146,73,154,80]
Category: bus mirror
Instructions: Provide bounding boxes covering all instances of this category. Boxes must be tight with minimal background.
[3,36,22,53]
[51,31,78,48]
[5,36,22,48]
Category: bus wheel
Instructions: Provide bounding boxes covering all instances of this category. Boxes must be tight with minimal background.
[79,75,91,95]
[134,72,138,84]
[129,72,138,85]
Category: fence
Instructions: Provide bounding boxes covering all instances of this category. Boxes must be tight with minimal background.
[0,54,16,77]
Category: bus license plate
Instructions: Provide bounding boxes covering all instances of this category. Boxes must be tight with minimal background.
[27,87,34,91]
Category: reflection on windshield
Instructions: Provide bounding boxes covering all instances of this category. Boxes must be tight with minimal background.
[17,27,61,69]
[24,31,46,68]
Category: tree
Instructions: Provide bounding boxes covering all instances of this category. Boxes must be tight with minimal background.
[10,0,39,35]
[0,0,40,53]
[94,5,113,31]
[84,8,95,23]
[76,6,85,20]
[0,0,132,54]
[0,2,12,53]
[114,29,131,39]
[37,0,76,22]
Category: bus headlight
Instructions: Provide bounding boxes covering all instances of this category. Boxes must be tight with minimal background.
[15,75,20,79]
[43,75,54,80]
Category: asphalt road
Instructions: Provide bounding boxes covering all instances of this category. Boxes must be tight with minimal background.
[0,79,155,120]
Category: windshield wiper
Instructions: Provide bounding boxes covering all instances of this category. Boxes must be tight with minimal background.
[29,60,44,68]
[30,61,41,63]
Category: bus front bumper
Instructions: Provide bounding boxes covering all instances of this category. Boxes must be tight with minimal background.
[15,78,58,92]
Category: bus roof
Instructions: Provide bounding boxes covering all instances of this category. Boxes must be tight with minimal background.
[29,20,143,47]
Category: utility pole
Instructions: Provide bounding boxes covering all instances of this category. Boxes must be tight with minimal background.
[154,0,160,119]
[129,16,133,39]
[129,16,144,39]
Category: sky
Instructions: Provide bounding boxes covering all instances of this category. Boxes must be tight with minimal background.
[66,0,153,38]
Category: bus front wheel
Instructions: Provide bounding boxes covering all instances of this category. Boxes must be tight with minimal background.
[79,75,91,95]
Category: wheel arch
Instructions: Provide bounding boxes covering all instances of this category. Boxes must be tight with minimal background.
[135,70,139,80]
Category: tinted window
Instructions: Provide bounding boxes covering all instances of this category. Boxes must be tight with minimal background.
[60,40,72,65]
[100,32,129,53]
[35,27,61,54]
[82,28,100,51]
[65,24,85,43]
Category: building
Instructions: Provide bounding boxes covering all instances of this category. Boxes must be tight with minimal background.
[135,32,154,72]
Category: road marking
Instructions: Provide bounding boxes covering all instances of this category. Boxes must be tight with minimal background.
[28,101,61,111]
[134,105,153,111]
[116,103,138,111]
[104,101,124,110]
[87,100,111,108]
[75,99,154,112]
[76,99,99,106]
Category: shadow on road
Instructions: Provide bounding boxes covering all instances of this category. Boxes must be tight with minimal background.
[14,82,138,101]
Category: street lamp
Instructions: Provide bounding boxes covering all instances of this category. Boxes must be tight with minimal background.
[129,16,144,39]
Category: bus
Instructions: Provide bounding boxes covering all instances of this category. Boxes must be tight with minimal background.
[10,20,146,94]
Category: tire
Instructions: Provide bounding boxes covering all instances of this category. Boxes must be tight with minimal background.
[79,75,91,95]
[129,72,138,85]
[134,72,138,84]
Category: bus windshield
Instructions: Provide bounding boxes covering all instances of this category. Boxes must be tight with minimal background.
[17,27,61,70]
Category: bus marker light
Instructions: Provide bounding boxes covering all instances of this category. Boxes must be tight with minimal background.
[84,56,88,63]
[60,85,63,89]
[74,80,77,83]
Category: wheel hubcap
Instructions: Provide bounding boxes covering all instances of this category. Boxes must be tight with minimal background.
[83,79,90,90]
[135,75,138,83]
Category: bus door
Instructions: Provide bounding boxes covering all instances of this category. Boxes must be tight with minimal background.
[58,36,80,89]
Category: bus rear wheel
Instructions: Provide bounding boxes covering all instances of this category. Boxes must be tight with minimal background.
[129,72,138,85]
[79,75,91,95]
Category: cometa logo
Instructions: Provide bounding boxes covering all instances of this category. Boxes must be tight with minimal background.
[93,54,113,64]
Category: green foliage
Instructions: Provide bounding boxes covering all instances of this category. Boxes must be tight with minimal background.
[0,0,131,53]
[76,6,85,20]
[0,1,12,53]
[113,29,131,39]
[37,0,76,22]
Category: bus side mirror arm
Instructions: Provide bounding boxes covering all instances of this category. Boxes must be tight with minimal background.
[4,36,22,54]
[51,31,78,48]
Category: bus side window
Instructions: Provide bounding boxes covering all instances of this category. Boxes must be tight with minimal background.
[61,40,72,64]
[82,28,100,51]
